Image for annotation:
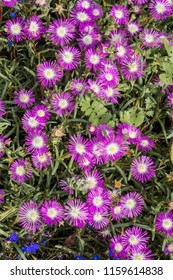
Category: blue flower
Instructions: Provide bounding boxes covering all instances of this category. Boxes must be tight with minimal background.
[10,12,17,18]
[26,243,40,254]
[20,246,27,253]
[8,41,13,47]
[9,232,19,243]
[92,255,100,260]
[41,240,46,245]
[74,256,86,260]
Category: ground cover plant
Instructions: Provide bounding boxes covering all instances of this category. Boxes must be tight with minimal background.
[0,0,173,260]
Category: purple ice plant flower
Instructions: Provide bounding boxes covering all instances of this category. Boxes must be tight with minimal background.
[155,211,173,237]
[109,29,129,45]
[120,192,145,218]
[98,65,120,87]
[64,199,89,228]
[130,246,154,260]
[126,21,142,37]
[78,153,96,171]
[85,48,106,71]
[50,92,75,117]
[68,135,92,163]
[25,130,48,154]
[136,135,155,152]
[40,200,64,226]
[122,227,149,252]
[58,46,81,71]
[102,136,128,163]
[109,234,127,259]
[10,158,33,183]
[140,28,160,48]
[25,15,45,41]
[70,78,87,95]
[22,110,45,132]
[120,54,146,81]
[76,0,93,11]
[110,4,129,25]
[125,124,141,145]
[164,242,173,255]
[47,19,75,47]
[5,17,25,42]
[114,42,133,62]
[131,155,156,183]
[88,3,103,19]
[88,209,109,230]
[0,189,5,206]
[37,61,63,87]
[2,0,18,8]
[87,78,104,97]
[110,203,126,221]
[14,88,35,109]
[70,8,91,26]
[0,100,6,118]
[83,169,104,191]
[32,104,50,124]
[100,86,121,104]
[31,151,52,170]
[18,201,42,233]
[86,187,112,213]
[90,137,105,164]
[149,0,172,21]
[77,30,98,50]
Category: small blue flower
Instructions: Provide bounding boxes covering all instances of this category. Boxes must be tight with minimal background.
[8,41,13,47]
[9,232,19,243]
[41,240,46,245]
[10,12,17,18]
[20,246,27,253]
[26,243,40,254]
[92,255,100,260]
[74,256,86,260]
[113,258,120,260]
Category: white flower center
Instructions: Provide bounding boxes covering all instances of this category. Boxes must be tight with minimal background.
[11,23,21,35]
[82,0,90,8]
[129,131,137,138]
[16,165,26,176]
[75,83,83,91]
[132,253,144,260]
[129,62,138,72]
[71,207,81,218]
[93,196,103,207]
[106,88,114,97]
[129,235,139,245]
[29,21,39,33]
[75,143,85,154]
[83,35,92,45]
[137,163,148,173]
[28,117,38,128]
[91,84,99,93]
[128,24,138,34]
[77,12,88,22]
[145,34,154,43]
[56,26,67,37]
[114,206,121,214]
[27,209,39,222]
[47,208,58,218]
[32,136,44,148]
[90,55,99,65]
[38,154,47,163]
[106,143,119,155]
[115,243,123,252]
[44,68,55,80]
[168,244,173,252]
[93,9,100,16]
[155,3,166,13]
[105,73,113,81]
[117,46,125,57]
[19,94,29,103]
[0,142,3,152]
[37,110,45,117]
[58,99,68,109]
[125,198,136,209]
[86,178,96,189]
[115,10,123,19]
[162,218,173,230]
[93,212,102,221]
[141,140,149,147]
[62,51,73,63]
